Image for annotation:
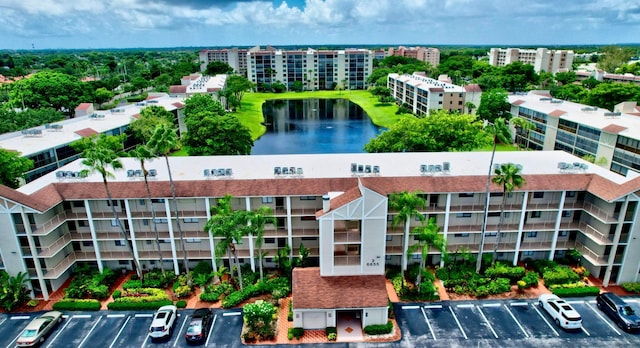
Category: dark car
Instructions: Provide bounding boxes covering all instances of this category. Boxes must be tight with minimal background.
[185,308,213,344]
[596,292,640,331]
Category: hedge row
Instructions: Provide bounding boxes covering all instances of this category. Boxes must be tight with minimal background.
[107,300,173,310]
[52,299,101,311]
[363,321,393,335]
[621,282,640,293]
[221,278,290,308]
[551,286,601,297]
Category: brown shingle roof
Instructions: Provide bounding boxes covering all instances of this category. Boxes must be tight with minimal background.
[292,268,388,309]
[512,99,526,106]
[548,110,566,118]
[169,85,187,94]
[315,186,361,218]
[75,103,93,111]
[464,84,482,92]
[429,87,444,92]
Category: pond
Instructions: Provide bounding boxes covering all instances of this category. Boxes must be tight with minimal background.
[251,99,383,155]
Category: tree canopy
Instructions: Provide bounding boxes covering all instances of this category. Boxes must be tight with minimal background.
[0,108,64,134]
[0,149,34,188]
[205,61,234,75]
[226,75,254,109]
[183,111,253,156]
[364,110,489,153]
[184,94,224,117]
[8,71,92,114]
[127,105,174,142]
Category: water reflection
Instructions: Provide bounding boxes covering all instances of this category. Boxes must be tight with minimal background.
[252,99,383,155]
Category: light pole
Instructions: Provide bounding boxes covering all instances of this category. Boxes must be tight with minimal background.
[476,121,497,273]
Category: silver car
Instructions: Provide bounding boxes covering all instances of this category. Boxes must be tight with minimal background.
[16,311,63,347]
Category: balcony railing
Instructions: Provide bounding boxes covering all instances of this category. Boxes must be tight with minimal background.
[574,241,608,266]
[334,230,360,243]
[37,233,73,257]
[334,255,361,266]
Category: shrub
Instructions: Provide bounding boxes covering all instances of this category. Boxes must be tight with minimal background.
[530,259,558,274]
[288,300,293,321]
[364,321,393,335]
[327,332,337,341]
[174,285,192,298]
[487,278,511,295]
[221,277,289,308]
[484,263,525,283]
[551,286,600,297]
[53,299,101,311]
[621,282,640,293]
[26,300,39,307]
[200,282,234,302]
[107,300,173,310]
[193,261,213,276]
[521,271,539,288]
[287,330,294,340]
[123,279,143,290]
[243,301,277,341]
[291,327,304,339]
[112,290,122,299]
[475,286,490,297]
[543,266,580,286]
[176,300,187,308]
[326,326,338,340]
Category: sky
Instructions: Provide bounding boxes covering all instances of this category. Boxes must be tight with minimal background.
[0,0,638,50]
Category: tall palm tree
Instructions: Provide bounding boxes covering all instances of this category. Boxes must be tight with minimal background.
[491,163,526,264]
[408,217,446,290]
[510,116,536,148]
[129,145,165,275]
[241,206,277,282]
[204,195,247,290]
[389,191,426,273]
[71,134,143,278]
[147,124,189,275]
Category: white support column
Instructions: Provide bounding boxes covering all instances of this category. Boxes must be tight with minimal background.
[603,196,630,287]
[401,216,410,272]
[286,196,293,260]
[205,198,217,273]
[513,192,529,265]
[549,191,566,260]
[164,200,180,274]
[123,200,139,264]
[441,193,451,267]
[246,197,255,272]
[85,200,103,272]
[21,207,49,300]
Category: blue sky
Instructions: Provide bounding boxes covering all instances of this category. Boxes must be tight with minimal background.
[0,0,638,50]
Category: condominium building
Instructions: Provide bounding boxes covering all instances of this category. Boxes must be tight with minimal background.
[575,70,640,85]
[198,47,249,76]
[489,48,574,74]
[388,46,440,66]
[1,150,639,309]
[168,73,227,98]
[387,73,482,115]
[0,93,185,184]
[246,47,374,91]
[508,92,640,177]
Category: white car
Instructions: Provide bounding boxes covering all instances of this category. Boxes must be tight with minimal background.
[538,294,582,330]
[148,305,178,341]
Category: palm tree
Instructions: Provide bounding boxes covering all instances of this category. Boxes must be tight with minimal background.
[407,217,446,290]
[389,191,426,274]
[129,145,164,275]
[510,116,535,148]
[71,134,143,278]
[0,271,31,311]
[147,124,189,275]
[491,163,526,264]
[204,195,247,290]
[241,206,277,282]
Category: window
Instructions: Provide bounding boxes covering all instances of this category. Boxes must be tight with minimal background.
[559,231,569,237]
[78,220,89,227]
[111,219,120,227]
[458,193,474,198]
[523,251,534,256]
[300,196,316,200]
[490,192,504,197]
[262,197,274,204]
[142,219,150,226]
[526,232,537,238]
[531,211,542,218]
[488,212,501,217]
[183,218,199,223]
[72,201,84,208]
[385,255,392,260]
[264,238,275,244]
[301,216,315,221]
[562,211,571,217]
[415,214,427,221]
[533,192,544,199]
[154,218,168,224]
[115,240,126,246]
[412,254,421,259]
[82,241,92,247]
[151,199,165,203]
[485,232,497,237]
[301,237,316,241]
[139,199,146,205]
[566,191,576,197]
[107,200,118,207]
[454,233,470,237]
[456,213,472,218]
[386,235,393,241]
[186,238,201,243]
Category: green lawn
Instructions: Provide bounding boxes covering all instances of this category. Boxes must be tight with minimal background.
[234,90,406,140]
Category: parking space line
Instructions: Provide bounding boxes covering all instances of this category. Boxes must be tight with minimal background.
[402,305,419,309]
[510,302,528,307]
[532,303,560,337]
[205,314,217,347]
[448,306,468,340]
[73,314,92,319]
[172,315,189,348]
[0,318,6,327]
[44,314,73,348]
[135,314,153,318]
[586,302,621,336]
[107,314,125,318]
[457,304,474,308]
[424,305,442,309]
[79,315,102,348]
[109,315,132,348]
[223,311,241,316]
[587,300,597,304]
[477,307,498,339]
[581,326,590,336]
[10,316,30,320]
[420,307,436,340]
[504,304,529,338]
[482,303,501,307]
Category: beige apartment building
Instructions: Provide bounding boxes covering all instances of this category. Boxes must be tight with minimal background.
[1,150,639,308]
[388,46,440,66]
[489,48,574,74]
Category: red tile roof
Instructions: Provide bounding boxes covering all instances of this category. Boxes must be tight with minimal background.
[315,186,362,218]
[74,128,99,137]
[602,124,628,134]
[172,102,185,108]
[292,268,388,309]
[207,88,220,92]
[548,110,567,118]
[464,84,482,92]
[429,87,444,92]
[169,85,188,94]
[512,100,526,106]
[75,103,93,111]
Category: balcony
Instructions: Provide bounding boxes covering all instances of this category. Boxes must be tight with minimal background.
[42,251,96,279]
[574,241,608,266]
[32,211,123,236]
[37,233,73,257]
[334,230,360,243]
[334,254,360,266]
[578,222,613,244]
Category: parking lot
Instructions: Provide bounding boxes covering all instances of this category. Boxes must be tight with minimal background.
[1,298,639,348]
[0,309,244,348]
[395,297,640,347]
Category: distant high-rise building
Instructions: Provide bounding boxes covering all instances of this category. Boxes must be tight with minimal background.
[199,47,249,76]
[388,46,440,66]
[489,48,574,74]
